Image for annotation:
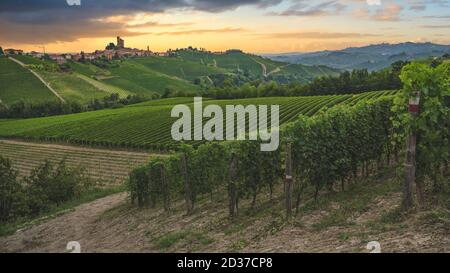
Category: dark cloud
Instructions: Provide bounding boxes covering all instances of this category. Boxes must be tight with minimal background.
[154,27,245,35]
[127,21,193,28]
[0,0,280,44]
[253,31,381,39]
[267,1,346,17]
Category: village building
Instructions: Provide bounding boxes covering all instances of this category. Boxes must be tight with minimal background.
[7,36,155,64]
[30,51,44,58]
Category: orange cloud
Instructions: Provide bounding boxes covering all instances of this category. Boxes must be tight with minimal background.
[373,4,403,21]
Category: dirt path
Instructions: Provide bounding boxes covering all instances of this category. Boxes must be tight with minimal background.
[251,58,284,77]
[8,57,66,103]
[1,171,447,253]
[252,58,268,77]
[0,193,128,253]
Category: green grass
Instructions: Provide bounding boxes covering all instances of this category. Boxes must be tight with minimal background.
[40,71,112,103]
[0,91,395,150]
[0,57,57,105]
[0,185,125,237]
[102,61,201,95]
[74,73,132,98]
[308,168,402,231]
[154,229,214,250]
[132,56,226,81]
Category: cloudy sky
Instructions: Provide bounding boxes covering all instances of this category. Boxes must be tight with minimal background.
[0,0,449,53]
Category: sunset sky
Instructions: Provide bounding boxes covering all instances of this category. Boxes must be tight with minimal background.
[0,0,449,53]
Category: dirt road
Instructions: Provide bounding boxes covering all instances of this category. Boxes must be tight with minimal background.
[0,171,448,253]
[0,193,128,253]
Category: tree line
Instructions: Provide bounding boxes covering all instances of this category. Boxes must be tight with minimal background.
[0,93,150,119]
[204,61,410,99]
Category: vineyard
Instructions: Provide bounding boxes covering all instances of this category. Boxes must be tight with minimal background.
[0,140,153,186]
[0,57,56,105]
[128,96,397,216]
[127,62,449,221]
[0,90,397,151]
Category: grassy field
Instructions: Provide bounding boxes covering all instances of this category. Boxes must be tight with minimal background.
[0,57,57,105]
[0,91,397,150]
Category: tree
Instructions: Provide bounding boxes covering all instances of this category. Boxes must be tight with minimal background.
[106,42,116,50]
[0,46,4,56]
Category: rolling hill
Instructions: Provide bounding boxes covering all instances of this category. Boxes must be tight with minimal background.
[265,42,450,71]
[1,50,340,106]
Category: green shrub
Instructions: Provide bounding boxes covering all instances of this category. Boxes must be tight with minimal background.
[0,157,26,222]
[24,160,90,215]
[0,158,92,222]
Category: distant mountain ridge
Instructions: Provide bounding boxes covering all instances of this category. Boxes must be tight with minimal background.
[263,42,450,71]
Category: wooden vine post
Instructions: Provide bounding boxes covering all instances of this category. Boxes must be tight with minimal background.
[160,164,170,212]
[228,154,238,220]
[403,91,420,210]
[181,153,194,215]
[285,143,293,219]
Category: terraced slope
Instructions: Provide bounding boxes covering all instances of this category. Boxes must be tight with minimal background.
[0,57,57,105]
[0,140,153,186]
[0,91,397,150]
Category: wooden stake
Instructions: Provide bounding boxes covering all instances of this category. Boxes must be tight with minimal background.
[160,164,170,212]
[181,153,194,215]
[403,92,420,210]
[228,154,238,219]
[285,143,293,219]
[403,134,416,210]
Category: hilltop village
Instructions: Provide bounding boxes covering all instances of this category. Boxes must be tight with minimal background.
[0,36,243,64]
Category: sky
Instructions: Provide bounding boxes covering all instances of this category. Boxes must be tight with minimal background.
[0,0,449,53]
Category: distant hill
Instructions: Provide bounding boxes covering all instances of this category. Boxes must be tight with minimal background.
[0,50,340,106]
[264,42,450,71]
